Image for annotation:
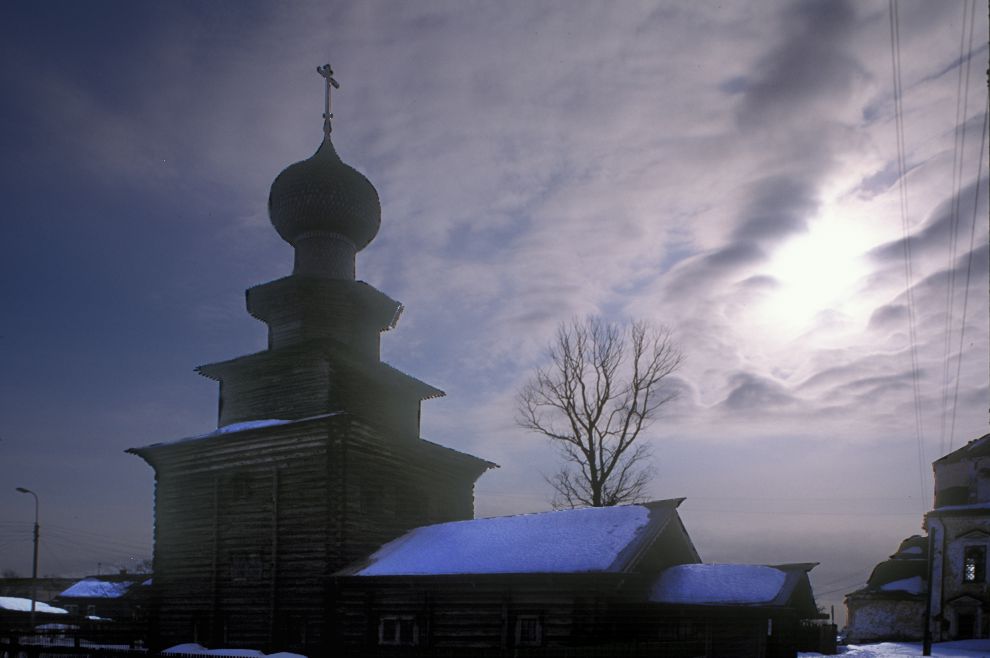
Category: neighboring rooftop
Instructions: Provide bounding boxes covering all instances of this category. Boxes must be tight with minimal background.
[651,564,786,605]
[59,578,137,599]
[651,563,822,618]
[0,596,68,614]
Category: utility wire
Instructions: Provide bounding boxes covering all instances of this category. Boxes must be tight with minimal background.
[816,581,867,597]
[949,91,990,444]
[940,0,975,456]
[888,0,928,512]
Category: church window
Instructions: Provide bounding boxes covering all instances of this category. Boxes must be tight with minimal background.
[964,545,986,583]
[515,615,543,646]
[379,615,418,646]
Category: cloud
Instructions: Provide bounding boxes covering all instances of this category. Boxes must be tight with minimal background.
[719,372,799,412]
[731,176,817,245]
[869,180,988,264]
[735,0,861,130]
[868,304,909,332]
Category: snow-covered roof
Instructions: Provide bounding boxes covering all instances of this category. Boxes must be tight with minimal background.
[340,499,685,576]
[0,596,68,614]
[880,576,924,595]
[650,562,821,614]
[931,502,990,513]
[59,578,135,599]
[651,564,787,605]
[162,644,306,657]
[129,412,342,452]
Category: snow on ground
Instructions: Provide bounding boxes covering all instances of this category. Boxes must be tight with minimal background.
[162,644,306,657]
[651,563,787,604]
[800,640,990,657]
[355,504,652,575]
[0,596,68,614]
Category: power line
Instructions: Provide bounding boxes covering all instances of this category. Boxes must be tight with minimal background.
[888,0,928,512]
[939,0,975,456]
[816,581,867,597]
[949,91,990,442]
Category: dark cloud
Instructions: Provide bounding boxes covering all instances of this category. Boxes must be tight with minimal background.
[855,161,900,199]
[736,0,860,128]
[720,372,797,411]
[737,274,779,291]
[870,180,987,264]
[718,76,749,95]
[868,304,909,331]
[896,241,990,314]
[798,363,862,391]
[732,176,817,245]
[704,242,765,269]
[661,242,766,300]
[826,371,917,401]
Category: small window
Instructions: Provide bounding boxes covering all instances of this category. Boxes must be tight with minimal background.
[515,615,543,647]
[86,604,97,617]
[66,604,78,616]
[964,545,986,583]
[379,615,418,646]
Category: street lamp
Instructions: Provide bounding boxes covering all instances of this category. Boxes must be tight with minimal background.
[15,487,39,629]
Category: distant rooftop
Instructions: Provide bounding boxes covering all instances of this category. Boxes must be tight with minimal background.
[0,596,68,614]
[59,578,136,599]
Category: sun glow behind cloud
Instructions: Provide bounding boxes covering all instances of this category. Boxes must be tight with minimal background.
[757,209,872,339]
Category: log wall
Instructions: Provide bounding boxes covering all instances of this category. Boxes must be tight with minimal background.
[137,413,489,654]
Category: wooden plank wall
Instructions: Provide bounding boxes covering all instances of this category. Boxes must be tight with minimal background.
[147,414,488,654]
[331,576,807,658]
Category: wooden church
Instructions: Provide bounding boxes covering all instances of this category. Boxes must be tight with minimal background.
[128,67,495,653]
[127,68,832,658]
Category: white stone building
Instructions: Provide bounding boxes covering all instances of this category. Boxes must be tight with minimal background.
[925,433,990,641]
[844,535,927,642]
[845,433,990,643]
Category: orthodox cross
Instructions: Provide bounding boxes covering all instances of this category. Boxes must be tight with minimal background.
[317,64,340,135]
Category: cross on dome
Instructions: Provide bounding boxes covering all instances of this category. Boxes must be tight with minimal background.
[317,64,340,136]
[267,65,381,280]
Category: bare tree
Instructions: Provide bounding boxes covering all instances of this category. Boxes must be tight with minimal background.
[517,317,682,508]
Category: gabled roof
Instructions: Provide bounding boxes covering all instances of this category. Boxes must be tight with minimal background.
[337,499,688,577]
[58,578,137,599]
[650,562,819,610]
[934,433,990,465]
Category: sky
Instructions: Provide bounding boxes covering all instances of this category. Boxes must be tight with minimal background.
[0,0,987,624]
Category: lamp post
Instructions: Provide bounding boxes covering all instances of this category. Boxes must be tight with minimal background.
[15,487,39,629]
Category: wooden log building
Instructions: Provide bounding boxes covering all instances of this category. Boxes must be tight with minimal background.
[331,501,826,657]
[127,70,831,657]
[128,88,495,653]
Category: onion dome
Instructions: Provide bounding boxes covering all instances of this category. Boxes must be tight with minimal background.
[268,136,381,279]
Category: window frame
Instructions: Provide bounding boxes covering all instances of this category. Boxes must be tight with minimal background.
[515,614,544,647]
[378,615,419,646]
[963,544,987,583]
